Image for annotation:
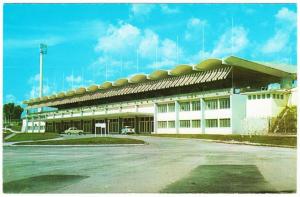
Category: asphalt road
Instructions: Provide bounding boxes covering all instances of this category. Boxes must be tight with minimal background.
[3,135,297,193]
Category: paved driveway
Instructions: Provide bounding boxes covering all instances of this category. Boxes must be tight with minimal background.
[3,135,296,193]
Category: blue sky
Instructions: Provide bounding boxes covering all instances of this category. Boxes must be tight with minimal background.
[3,3,297,105]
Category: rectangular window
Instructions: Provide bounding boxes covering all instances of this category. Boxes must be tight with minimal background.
[180,102,190,111]
[158,104,168,113]
[277,94,280,99]
[262,94,265,99]
[253,95,256,99]
[180,120,190,128]
[281,95,284,100]
[192,120,201,128]
[206,119,218,128]
[219,119,231,127]
[205,99,218,110]
[158,121,167,128]
[257,95,261,99]
[168,103,175,112]
[191,101,201,111]
[272,94,276,99]
[267,94,270,98]
[168,121,175,128]
[248,95,251,100]
[219,98,230,109]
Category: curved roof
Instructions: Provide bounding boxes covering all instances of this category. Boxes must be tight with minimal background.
[66,90,75,97]
[100,82,112,89]
[75,87,86,95]
[87,85,99,92]
[195,58,223,71]
[24,56,296,106]
[170,65,193,76]
[56,92,65,98]
[113,78,128,86]
[148,70,169,80]
[130,74,147,83]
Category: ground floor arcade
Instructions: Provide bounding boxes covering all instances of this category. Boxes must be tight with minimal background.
[45,116,154,134]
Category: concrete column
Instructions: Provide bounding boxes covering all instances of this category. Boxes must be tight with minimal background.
[135,105,138,112]
[153,103,158,134]
[118,117,122,134]
[175,100,179,134]
[201,98,205,134]
[31,118,34,133]
[25,117,28,133]
[135,116,139,134]
[38,116,41,133]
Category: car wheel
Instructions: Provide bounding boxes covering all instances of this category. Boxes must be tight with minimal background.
[67,132,71,135]
[79,132,83,135]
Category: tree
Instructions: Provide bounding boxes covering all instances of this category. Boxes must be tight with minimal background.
[3,103,24,123]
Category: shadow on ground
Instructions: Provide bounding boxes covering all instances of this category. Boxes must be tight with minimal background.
[161,165,294,193]
[3,175,89,193]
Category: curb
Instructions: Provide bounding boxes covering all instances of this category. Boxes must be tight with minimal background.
[5,144,146,147]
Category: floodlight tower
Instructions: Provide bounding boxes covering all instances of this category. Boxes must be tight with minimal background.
[38,43,47,112]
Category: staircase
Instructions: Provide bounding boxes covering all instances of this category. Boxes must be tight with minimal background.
[270,106,297,134]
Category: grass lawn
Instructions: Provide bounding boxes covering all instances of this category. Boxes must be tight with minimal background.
[140,134,296,147]
[3,130,13,139]
[14,137,145,145]
[5,133,61,142]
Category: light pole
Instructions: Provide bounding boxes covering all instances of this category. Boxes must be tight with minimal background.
[38,43,47,113]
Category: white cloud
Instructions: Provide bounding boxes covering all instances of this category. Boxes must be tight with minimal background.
[138,29,159,59]
[95,23,141,54]
[210,26,248,57]
[66,75,82,84]
[28,73,40,84]
[261,7,296,54]
[160,4,180,14]
[185,17,207,41]
[261,30,289,54]
[131,4,155,17]
[275,7,297,26]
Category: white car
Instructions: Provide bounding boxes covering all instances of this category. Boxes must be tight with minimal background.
[64,127,84,135]
[121,126,135,135]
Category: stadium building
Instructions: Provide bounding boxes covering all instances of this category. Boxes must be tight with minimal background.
[21,56,297,135]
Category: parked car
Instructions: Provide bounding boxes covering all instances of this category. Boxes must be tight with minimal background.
[121,126,135,135]
[64,127,84,135]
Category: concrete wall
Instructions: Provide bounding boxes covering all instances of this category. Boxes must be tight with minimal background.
[231,94,247,134]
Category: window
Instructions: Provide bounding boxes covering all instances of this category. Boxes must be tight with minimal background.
[219,119,231,127]
[219,98,230,109]
[192,120,201,128]
[191,101,201,111]
[158,104,167,113]
[267,94,270,98]
[205,99,218,110]
[180,120,190,128]
[180,102,190,111]
[168,103,175,112]
[168,121,175,128]
[262,94,265,99]
[281,95,284,100]
[257,95,261,99]
[272,94,276,99]
[248,95,251,100]
[253,95,256,99]
[206,119,218,128]
[277,94,280,99]
[158,121,167,128]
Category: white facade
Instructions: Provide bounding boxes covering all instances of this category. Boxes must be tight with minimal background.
[23,88,295,135]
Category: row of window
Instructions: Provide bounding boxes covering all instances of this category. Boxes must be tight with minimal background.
[206,119,230,128]
[248,93,284,100]
[27,126,45,130]
[206,98,230,110]
[157,118,230,129]
[157,98,230,113]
